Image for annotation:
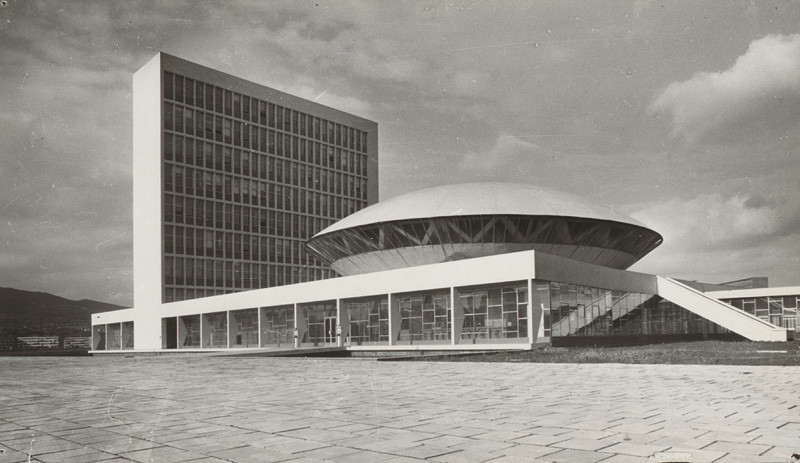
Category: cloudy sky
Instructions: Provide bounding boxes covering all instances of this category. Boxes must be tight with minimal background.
[1,1,798,306]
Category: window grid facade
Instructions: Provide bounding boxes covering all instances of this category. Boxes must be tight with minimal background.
[344,296,389,345]
[151,277,741,351]
[539,281,727,337]
[395,290,452,343]
[300,301,337,346]
[458,283,528,341]
[179,315,201,348]
[92,322,134,351]
[722,295,799,331]
[161,71,373,302]
[261,305,294,347]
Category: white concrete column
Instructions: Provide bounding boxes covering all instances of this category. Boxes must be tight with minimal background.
[387,293,394,346]
[226,311,231,348]
[293,303,299,348]
[257,307,262,348]
[528,279,535,345]
[336,299,342,347]
[450,287,457,345]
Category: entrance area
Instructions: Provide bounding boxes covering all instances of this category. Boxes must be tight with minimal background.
[324,316,337,345]
[162,317,178,349]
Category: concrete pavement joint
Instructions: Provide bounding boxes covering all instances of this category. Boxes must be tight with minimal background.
[1,358,798,463]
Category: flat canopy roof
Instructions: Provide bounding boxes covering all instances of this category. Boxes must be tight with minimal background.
[317,182,651,236]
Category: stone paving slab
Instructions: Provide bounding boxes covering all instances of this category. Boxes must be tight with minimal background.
[0,357,799,462]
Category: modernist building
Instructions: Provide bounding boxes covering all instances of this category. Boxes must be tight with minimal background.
[137,52,378,307]
[91,54,794,353]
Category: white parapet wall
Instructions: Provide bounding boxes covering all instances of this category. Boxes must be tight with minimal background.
[656,277,788,342]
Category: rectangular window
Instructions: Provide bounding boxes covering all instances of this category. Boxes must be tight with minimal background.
[214,116,223,142]
[233,93,241,118]
[194,112,203,140]
[174,75,184,103]
[268,103,276,127]
[260,305,294,346]
[185,109,194,136]
[185,78,194,106]
[164,103,174,131]
[223,118,232,144]
[259,101,267,126]
[164,72,173,100]
[164,133,173,161]
[203,113,213,139]
[202,312,227,348]
[214,87,223,113]
[195,82,204,107]
[204,85,213,111]
[224,90,232,116]
[242,95,251,121]
[394,290,451,344]
[175,106,183,132]
[179,315,201,348]
[174,136,184,164]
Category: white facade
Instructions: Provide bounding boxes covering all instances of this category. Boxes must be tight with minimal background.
[132,53,165,350]
[91,250,788,353]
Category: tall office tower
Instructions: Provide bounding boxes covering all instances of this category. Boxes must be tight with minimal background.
[132,53,378,312]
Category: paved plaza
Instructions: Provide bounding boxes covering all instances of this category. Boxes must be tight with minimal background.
[0,356,798,463]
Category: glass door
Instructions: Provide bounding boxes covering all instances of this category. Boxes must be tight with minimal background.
[324,316,337,345]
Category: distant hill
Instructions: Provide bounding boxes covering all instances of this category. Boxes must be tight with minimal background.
[0,287,126,337]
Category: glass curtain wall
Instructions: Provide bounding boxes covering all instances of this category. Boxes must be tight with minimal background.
[179,315,201,348]
[107,323,122,350]
[344,296,389,345]
[300,301,337,346]
[161,71,371,303]
[540,280,725,337]
[307,216,662,270]
[723,295,799,331]
[394,290,451,344]
[458,282,528,342]
[202,311,228,347]
[92,325,106,350]
[121,321,134,349]
[230,308,258,347]
[260,305,294,346]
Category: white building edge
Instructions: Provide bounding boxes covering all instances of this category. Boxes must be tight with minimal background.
[91,250,791,354]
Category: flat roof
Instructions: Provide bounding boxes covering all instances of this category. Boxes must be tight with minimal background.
[707,286,800,299]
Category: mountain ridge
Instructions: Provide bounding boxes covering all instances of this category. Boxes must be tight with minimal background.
[0,287,126,336]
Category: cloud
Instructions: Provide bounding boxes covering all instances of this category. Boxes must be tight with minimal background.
[649,34,800,144]
[280,83,371,117]
[1,1,799,304]
[458,133,556,179]
[631,192,800,251]
[629,192,800,285]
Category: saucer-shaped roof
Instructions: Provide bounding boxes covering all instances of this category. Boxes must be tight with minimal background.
[307,183,662,274]
[317,182,647,237]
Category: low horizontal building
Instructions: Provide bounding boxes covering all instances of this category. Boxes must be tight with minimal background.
[92,183,793,353]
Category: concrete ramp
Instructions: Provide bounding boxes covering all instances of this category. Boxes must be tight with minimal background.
[656,277,787,342]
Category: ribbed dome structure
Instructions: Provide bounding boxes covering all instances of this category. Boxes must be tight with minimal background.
[307,182,662,276]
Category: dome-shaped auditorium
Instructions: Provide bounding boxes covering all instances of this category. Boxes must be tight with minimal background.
[306,182,663,276]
